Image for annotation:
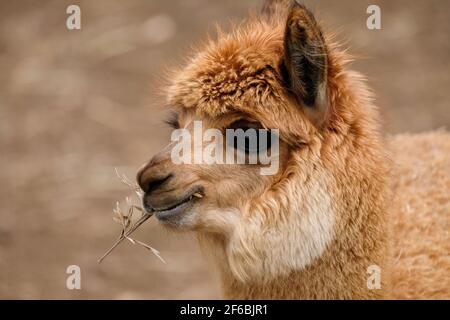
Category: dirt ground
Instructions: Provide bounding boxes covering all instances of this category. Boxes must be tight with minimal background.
[0,0,449,299]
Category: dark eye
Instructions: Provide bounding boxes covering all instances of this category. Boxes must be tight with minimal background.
[165,112,180,129]
[226,122,272,154]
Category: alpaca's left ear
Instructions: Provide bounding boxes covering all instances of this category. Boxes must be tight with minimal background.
[283,2,328,126]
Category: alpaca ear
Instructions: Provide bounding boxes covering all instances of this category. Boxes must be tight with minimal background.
[283,2,328,125]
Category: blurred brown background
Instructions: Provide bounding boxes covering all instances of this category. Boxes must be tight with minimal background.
[0,0,448,299]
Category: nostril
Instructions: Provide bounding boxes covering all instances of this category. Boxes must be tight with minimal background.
[136,158,172,193]
[143,174,172,194]
[147,174,172,193]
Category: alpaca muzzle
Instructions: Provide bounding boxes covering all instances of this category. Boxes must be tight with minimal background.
[136,151,204,223]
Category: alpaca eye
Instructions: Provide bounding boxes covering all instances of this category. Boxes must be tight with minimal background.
[164,113,180,129]
[258,129,272,152]
[227,127,272,154]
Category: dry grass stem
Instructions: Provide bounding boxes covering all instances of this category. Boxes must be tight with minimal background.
[97,169,165,264]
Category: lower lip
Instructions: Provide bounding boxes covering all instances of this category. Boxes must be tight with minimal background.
[153,198,194,221]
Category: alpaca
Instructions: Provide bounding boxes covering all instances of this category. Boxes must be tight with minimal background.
[136,1,449,299]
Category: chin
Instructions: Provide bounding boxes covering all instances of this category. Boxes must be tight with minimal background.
[154,204,199,231]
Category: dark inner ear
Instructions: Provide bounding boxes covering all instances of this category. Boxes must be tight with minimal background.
[283,2,328,110]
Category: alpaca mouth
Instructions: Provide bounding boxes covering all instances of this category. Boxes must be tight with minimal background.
[144,188,204,221]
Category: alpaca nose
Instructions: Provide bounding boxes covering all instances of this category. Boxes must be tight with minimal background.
[137,157,173,194]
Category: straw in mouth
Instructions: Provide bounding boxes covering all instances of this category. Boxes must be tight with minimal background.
[97,169,166,264]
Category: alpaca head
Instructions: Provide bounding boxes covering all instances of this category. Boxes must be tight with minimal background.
[137,2,387,284]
